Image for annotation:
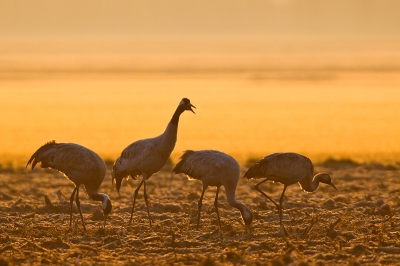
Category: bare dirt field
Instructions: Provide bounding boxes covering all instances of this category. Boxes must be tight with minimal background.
[0,160,399,265]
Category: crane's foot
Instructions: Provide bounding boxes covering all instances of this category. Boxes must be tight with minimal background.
[277,224,289,237]
[97,227,106,235]
[217,223,222,231]
[147,215,154,227]
[245,224,253,235]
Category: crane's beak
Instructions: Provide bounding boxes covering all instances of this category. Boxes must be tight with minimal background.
[103,199,112,229]
[188,103,196,114]
[329,182,338,191]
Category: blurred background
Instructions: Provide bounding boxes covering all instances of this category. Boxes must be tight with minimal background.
[0,0,399,166]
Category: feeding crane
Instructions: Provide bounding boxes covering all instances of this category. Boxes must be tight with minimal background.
[26,140,112,231]
[244,152,337,236]
[173,150,253,232]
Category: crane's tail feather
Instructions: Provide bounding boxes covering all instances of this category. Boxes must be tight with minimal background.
[243,159,265,180]
[111,157,135,193]
[25,155,37,169]
[172,150,195,173]
[111,160,119,192]
[25,140,57,170]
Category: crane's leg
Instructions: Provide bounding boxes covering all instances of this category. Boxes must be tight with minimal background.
[214,186,221,229]
[142,175,153,227]
[75,185,86,231]
[255,179,279,209]
[103,214,108,229]
[277,185,288,236]
[197,186,207,229]
[69,187,77,227]
[129,178,144,224]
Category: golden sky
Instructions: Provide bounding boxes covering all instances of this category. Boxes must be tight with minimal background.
[1,1,400,166]
[1,0,399,39]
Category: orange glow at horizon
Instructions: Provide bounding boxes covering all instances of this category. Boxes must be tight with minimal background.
[1,78,400,166]
[1,1,400,166]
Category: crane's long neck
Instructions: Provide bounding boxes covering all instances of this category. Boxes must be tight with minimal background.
[89,192,109,207]
[299,174,322,192]
[170,105,185,125]
[159,106,185,156]
[225,187,252,222]
[227,195,247,212]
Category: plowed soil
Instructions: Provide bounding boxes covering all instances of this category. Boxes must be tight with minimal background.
[0,162,399,265]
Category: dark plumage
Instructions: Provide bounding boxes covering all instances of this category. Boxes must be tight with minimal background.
[173,150,253,232]
[26,140,112,231]
[244,152,337,236]
[112,98,195,226]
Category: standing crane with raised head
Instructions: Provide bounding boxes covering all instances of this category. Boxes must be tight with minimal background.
[173,150,253,232]
[112,98,196,226]
[26,140,112,231]
[244,152,337,236]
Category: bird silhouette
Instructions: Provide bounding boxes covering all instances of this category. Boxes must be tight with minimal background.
[26,140,112,231]
[244,152,337,236]
[173,150,253,232]
[112,98,195,226]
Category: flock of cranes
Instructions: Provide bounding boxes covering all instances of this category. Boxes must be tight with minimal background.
[25,98,337,235]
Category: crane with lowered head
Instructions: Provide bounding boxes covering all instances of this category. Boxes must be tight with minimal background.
[244,152,337,236]
[26,140,112,231]
[173,150,253,232]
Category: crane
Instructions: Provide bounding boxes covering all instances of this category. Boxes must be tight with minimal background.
[26,140,112,231]
[173,150,253,232]
[244,152,337,236]
[112,98,195,226]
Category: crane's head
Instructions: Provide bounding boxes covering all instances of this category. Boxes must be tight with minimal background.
[318,173,338,191]
[239,205,254,234]
[103,196,112,228]
[179,98,196,114]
